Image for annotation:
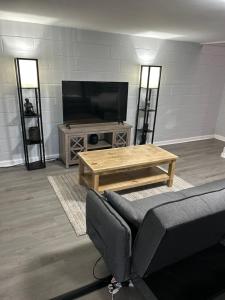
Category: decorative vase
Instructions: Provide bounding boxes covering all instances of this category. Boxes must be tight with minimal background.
[89,134,99,145]
[29,126,40,142]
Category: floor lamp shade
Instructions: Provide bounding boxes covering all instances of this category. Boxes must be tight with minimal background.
[141,66,161,89]
[17,59,38,88]
[149,66,161,88]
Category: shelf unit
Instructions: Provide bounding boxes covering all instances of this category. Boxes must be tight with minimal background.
[24,114,40,118]
[81,166,169,193]
[87,140,112,150]
[134,65,162,145]
[15,58,46,170]
[58,122,132,168]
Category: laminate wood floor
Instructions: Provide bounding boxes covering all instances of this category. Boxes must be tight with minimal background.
[0,139,225,300]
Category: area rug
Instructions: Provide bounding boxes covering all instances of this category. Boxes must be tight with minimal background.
[48,172,193,236]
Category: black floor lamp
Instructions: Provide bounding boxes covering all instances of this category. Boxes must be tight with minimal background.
[134,65,162,145]
[15,58,46,170]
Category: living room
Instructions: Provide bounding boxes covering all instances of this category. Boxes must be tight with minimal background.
[1,0,225,299]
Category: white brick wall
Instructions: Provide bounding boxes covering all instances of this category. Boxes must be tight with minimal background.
[206,45,225,140]
[0,19,225,166]
[216,85,225,138]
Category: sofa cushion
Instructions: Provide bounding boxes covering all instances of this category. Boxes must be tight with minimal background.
[131,179,225,221]
[105,190,188,228]
[180,178,225,198]
[132,191,186,219]
[104,191,142,228]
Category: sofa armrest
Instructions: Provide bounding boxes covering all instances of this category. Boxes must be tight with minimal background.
[86,189,132,282]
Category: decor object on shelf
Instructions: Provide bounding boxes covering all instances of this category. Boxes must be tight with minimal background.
[15,58,45,170]
[134,65,162,145]
[89,134,99,145]
[24,98,36,116]
[28,127,40,143]
[78,144,177,193]
[221,147,225,158]
[58,122,132,168]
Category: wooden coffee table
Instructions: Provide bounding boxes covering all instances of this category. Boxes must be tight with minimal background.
[78,144,178,193]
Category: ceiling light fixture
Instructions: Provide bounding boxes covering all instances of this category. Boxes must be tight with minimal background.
[135,31,183,40]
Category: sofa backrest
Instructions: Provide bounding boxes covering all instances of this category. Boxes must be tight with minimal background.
[132,187,225,278]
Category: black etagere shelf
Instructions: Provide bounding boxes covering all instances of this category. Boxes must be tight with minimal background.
[134,65,162,145]
[15,58,46,170]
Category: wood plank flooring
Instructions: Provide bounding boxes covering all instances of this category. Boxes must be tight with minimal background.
[163,139,225,185]
[0,139,224,300]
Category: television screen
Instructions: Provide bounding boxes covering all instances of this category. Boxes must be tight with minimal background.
[62,81,128,124]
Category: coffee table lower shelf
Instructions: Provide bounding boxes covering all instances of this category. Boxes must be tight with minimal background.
[81,166,169,192]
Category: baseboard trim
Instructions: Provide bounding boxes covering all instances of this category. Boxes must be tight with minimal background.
[0,154,59,168]
[214,134,225,142]
[154,135,214,146]
[1,134,225,167]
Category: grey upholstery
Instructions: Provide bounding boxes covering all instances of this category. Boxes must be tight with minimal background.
[131,191,186,224]
[86,179,225,284]
[104,190,141,228]
[132,182,225,277]
[86,190,132,282]
[105,190,187,228]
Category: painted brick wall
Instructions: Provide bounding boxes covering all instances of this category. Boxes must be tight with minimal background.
[0,20,225,166]
[216,85,225,139]
[214,47,225,139]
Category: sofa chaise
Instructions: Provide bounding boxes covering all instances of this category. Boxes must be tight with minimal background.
[86,179,225,299]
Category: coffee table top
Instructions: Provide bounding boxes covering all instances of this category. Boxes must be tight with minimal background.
[78,144,177,173]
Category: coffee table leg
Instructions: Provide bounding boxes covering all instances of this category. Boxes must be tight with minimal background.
[92,174,99,191]
[79,160,84,185]
[167,160,176,187]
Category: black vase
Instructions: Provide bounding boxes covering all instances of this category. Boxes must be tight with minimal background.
[29,126,40,142]
[89,134,99,145]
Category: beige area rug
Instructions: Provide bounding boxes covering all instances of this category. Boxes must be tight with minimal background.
[48,172,193,236]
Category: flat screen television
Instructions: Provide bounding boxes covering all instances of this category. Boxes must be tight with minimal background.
[62,81,128,124]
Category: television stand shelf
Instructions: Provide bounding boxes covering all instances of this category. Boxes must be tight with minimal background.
[58,122,132,168]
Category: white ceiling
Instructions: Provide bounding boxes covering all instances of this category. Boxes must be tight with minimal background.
[1,0,225,43]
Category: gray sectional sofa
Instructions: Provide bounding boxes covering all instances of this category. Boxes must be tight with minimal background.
[86,179,225,300]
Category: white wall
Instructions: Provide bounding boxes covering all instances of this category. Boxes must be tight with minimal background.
[216,93,225,139]
[0,20,225,166]
[207,45,225,141]
[216,74,225,139]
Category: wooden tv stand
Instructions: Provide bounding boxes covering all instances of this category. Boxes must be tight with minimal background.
[58,122,132,168]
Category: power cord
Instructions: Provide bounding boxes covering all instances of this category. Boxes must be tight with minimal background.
[92,256,106,280]
[92,256,129,299]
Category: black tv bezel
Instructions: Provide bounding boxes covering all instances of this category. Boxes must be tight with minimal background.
[62,80,128,125]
